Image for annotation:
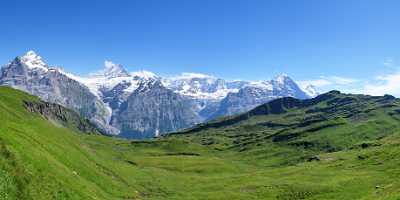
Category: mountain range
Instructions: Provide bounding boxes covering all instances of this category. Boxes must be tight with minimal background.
[0,51,317,138]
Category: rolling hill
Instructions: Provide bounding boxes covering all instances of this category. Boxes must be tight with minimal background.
[1,86,400,199]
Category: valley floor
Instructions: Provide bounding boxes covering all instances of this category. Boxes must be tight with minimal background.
[2,131,400,200]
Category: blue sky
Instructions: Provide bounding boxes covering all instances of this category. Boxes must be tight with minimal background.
[2,0,400,95]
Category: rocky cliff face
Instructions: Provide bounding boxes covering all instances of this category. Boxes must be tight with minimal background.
[164,73,312,121]
[211,86,276,119]
[163,73,241,121]
[23,100,102,134]
[75,62,202,138]
[111,80,201,139]
[210,75,310,119]
[0,51,116,134]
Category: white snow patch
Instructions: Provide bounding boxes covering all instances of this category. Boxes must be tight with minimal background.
[248,81,273,90]
[20,50,49,71]
[171,72,215,80]
[131,70,157,79]
[275,73,289,84]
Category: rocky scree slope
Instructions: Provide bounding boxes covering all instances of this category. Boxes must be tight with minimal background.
[23,99,102,134]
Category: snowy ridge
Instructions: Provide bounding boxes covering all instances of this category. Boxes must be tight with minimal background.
[247,81,273,90]
[164,73,238,100]
[131,70,157,80]
[90,60,130,78]
[67,62,158,98]
[19,50,49,71]
[172,72,215,79]
[163,73,312,101]
[10,52,315,102]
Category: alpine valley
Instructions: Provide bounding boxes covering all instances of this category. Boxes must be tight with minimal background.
[0,51,316,139]
[2,85,400,199]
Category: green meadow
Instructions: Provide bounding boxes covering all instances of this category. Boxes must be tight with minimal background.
[1,86,400,199]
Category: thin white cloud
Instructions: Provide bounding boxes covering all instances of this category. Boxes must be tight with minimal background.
[383,58,394,67]
[298,59,400,97]
[363,73,400,96]
[359,59,400,96]
[170,72,215,80]
[298,76,360,93]
[298,79,331,88]
[326,76,359,85]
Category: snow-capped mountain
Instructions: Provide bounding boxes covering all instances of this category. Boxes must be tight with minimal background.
[301,84,320,97]
[71,61,152,98]
[164,73,239,100]
[73,61,200,138]
[209,75,310,119]
[0,51,316,138]
[0,51,117,134]
[92,60,130,78]
[165,73,311,120]
[18,50,49,71]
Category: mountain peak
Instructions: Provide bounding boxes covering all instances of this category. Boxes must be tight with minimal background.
[274,73,293,84]
[18,50,48,71]
[91,61,130,78]
[104,60,121,69]
[103,60,129,77]
[131,70,157,80]
[24,50,38,57]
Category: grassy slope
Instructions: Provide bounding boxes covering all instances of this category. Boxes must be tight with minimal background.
[1,87,400,199]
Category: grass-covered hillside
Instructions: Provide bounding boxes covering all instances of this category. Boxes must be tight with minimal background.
[173,91,400,164]
[2,86,400,199]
